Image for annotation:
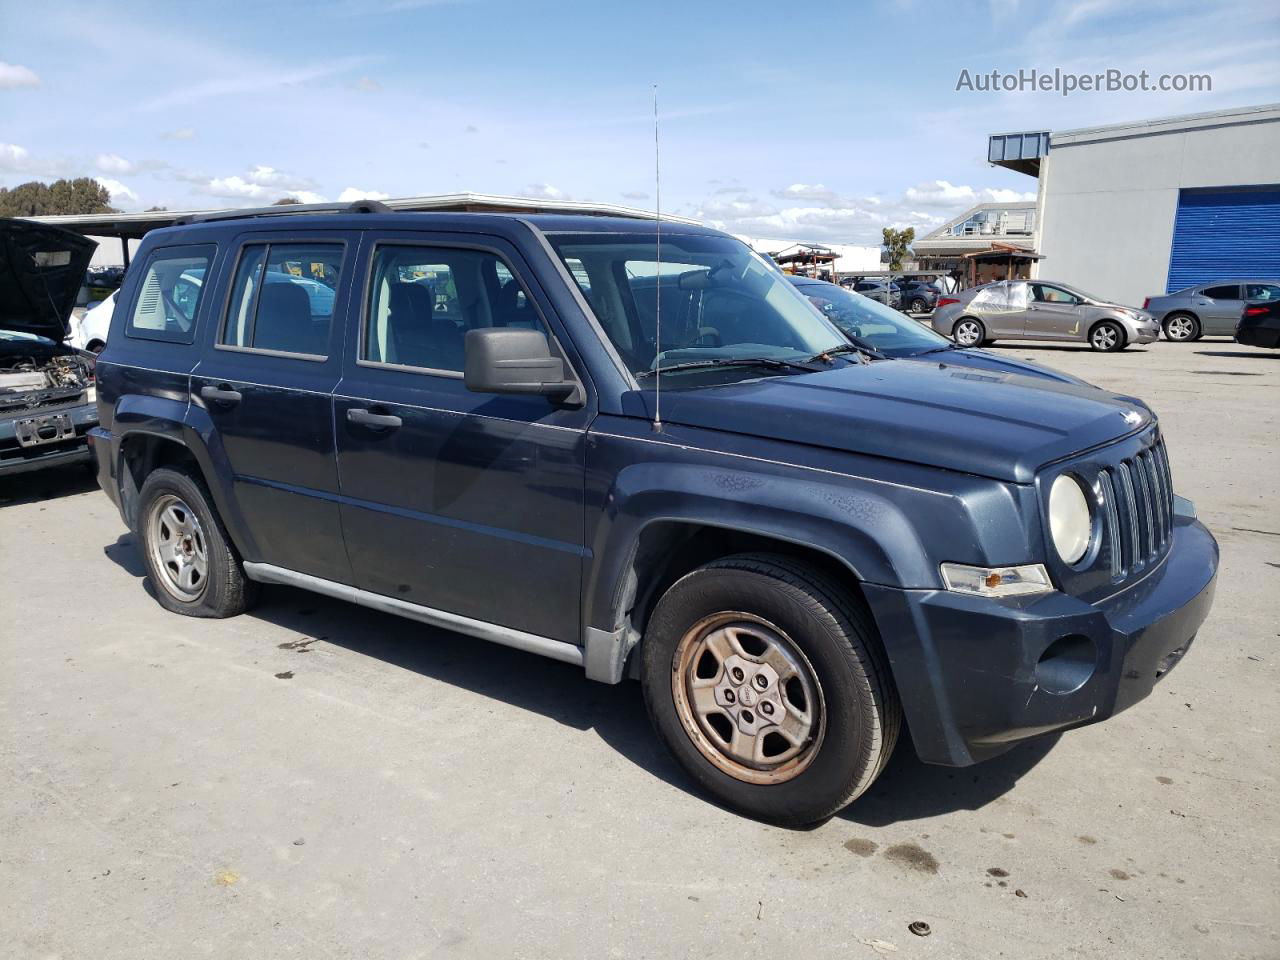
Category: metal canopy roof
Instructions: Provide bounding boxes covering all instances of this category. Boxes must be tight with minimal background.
[24,191,699,240]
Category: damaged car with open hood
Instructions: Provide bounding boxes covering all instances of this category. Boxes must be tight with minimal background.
[1,218,100,477]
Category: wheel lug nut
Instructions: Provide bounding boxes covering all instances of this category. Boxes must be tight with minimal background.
[724,689,736,703]
[753,674,768,690]
[731,667,745,682]
[761,701,774,716]
[741,710,754,724]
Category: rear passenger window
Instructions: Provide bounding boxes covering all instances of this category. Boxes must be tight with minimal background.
[1202,284,1240,300]
[362,245,545,372]
[221,243,343,358]
[126,245,214,343]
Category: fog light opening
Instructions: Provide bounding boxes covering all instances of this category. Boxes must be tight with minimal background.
[1035,634,1097,695]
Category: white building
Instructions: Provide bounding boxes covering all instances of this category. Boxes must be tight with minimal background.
[988,103,1280,307]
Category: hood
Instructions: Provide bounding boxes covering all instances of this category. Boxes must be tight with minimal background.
[0,218,98,340]
[908,347,1089,386]
[647,359,1151,483]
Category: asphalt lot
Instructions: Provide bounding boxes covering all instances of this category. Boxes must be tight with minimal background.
[3,339,1277,960]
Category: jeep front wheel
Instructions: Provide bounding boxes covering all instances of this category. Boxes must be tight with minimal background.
[137,467,256,618]
[641,554,900,826]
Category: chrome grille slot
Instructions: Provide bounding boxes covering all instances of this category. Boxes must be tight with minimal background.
[1098,469,1123,579]
[1116,460,1140,571]
[1134,451,1155,558]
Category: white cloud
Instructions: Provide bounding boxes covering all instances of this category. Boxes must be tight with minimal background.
[337,187,390,202]
[0,143,31,170]
[0,61,40,89]
[903,179,1036,208]
[161,128,196,140]
[95,177,139,205]
[353,75,381,92]
[196,165,324,202]
[96,153,134,175]
[522,183,567,200]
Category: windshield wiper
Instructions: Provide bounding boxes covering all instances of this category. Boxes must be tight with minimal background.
[807,342,884,363]
[636,356,820,380]
[916,343,964,355]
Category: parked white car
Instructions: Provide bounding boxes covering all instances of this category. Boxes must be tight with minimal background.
[66,290,117,353]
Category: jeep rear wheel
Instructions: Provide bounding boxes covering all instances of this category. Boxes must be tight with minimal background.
[641,554,900,826]
[137,467,256,618]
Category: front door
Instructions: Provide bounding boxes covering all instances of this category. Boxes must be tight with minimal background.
[191,232,358,583]
[332,232,592,644]
[1196,283,1243,335]
[1027,282,1085,340]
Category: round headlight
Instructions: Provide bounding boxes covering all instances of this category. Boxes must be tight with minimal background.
[1049,474,1092,564]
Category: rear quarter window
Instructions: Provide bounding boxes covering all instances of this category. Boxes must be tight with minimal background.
[125,245,216,344]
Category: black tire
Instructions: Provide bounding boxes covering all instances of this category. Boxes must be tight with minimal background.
[910,298,927,313]
[1162,313,1199,342]
[136,466,257,618]
[641,553,901,826]
[1089,320,1126,352]
[952,317,985,347]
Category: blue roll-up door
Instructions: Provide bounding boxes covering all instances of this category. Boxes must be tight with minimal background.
[1166,187,1280,292]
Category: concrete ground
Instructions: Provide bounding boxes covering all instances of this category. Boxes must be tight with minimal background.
[3,339,1277,960]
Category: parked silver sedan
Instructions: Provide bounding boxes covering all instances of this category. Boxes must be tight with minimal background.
[932,280,1160,352]
[1143,279,1280,341]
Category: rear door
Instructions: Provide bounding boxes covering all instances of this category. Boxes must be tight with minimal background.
[1196,283,1243,335]
[191,231,358,583]
[332,231,592,644]
[978,281,1030,338]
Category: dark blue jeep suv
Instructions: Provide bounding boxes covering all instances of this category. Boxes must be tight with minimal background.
[90,203,1218,824]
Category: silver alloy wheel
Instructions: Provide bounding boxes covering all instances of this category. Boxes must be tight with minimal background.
[954,319,982,346]
[911,298,927,313]
[1091,323,1120,350]
[147,493,209,602]
[1165,315,1195,341]
[671,612,825,785]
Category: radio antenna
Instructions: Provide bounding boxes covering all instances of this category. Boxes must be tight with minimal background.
[652,82,663,433]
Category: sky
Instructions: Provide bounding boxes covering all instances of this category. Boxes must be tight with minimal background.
[2,0,1278,246]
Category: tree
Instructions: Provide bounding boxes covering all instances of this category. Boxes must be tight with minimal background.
[881,226,915,271]
[0,177,117,217]
[272,197,302,205]
[145,205,168,212]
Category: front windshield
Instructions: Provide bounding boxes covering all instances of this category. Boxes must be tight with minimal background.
[793,281,950,356]
[548,232,846,382]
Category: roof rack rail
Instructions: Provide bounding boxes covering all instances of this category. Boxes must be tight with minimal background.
[173,198,392,227]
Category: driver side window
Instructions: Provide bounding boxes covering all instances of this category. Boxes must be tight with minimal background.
[125,245,215,344]
[1031,283,1077,305]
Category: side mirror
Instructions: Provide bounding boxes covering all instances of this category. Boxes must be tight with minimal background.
[464,328,577,400]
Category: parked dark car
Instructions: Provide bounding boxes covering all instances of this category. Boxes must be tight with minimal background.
[1,219,100,478]
[788,276,1085,384]
[844,278,902,309]
[895,279,941,313]
[91,203,1218,825]
[1144,280,1280,341]
[1237,299,1280,349]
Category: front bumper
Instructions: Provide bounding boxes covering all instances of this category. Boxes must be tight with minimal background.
[864,513,1218,766]
[0,400,98,477]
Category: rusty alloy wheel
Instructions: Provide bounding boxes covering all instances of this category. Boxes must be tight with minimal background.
[670,611,825,785]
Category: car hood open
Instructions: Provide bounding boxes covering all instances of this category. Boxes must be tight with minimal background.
[0,218,98,340]
[647,359,1152,483]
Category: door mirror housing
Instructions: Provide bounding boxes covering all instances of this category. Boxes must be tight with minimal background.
[464,328,578,401]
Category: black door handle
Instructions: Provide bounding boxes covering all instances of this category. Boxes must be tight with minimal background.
[347,407,402,430]
[201,384,242,404]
